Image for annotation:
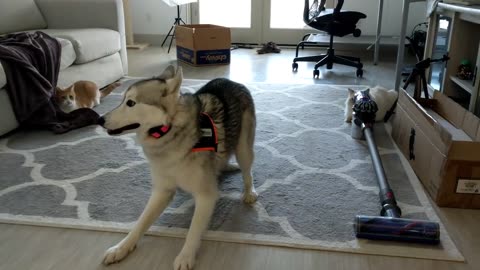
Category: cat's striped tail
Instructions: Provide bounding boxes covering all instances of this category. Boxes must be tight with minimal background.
[100,82,121,98]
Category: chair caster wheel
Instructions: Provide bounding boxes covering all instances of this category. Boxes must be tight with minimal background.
[292,62,298,72]
[327,63,333,69]
[353,29,361,38]
[356,69,363,78]
[313,69,320,78]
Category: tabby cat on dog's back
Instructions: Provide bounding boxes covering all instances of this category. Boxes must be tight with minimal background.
[55,81,120,113]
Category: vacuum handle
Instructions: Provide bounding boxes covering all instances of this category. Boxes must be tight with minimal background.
[363,126,401,218]
[363,126,390,191]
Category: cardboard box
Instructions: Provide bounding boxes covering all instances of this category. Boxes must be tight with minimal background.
[391,89,480,208]
[175,24,231,66]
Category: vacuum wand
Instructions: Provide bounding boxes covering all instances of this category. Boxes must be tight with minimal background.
[363,126,401,218]
[351,89,440,245]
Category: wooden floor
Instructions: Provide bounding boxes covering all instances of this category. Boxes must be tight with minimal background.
[126,46,404,89]
[1,47,479,270]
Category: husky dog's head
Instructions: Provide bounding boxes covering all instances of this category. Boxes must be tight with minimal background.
[98,65,183,138]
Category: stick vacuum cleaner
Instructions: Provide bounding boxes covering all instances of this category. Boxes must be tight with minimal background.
[351,89,440,245]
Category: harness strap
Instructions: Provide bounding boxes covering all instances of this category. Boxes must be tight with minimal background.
[192,112,218,152]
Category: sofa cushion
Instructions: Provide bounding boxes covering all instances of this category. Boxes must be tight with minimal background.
[0,0,47,35]
[57,53,123,89]
[57,38,76,70]
[40,28,121,64]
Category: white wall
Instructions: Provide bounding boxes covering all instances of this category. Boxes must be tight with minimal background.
[343,0,427,36]
[130,0,427,38]
[129,0,189,35]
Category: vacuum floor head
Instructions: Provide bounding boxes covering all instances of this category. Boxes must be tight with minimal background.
[355,215,440,245]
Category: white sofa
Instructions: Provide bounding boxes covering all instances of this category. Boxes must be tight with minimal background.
[0,0,128,136]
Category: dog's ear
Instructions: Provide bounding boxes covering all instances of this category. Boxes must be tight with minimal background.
[175,66,183,78]
[158,65,176,80]
[165,66,183,96]
[347,88,355,98]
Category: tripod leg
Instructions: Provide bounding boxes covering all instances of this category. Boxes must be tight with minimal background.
[168,28,175,53]
[414,75,422,100]
[402,70,415,90]
[162,24,175,47]
[421,72,429,99]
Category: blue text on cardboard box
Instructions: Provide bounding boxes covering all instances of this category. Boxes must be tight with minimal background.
[177,46,230,65]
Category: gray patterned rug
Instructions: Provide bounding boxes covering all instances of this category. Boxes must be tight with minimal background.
[0,79,463,262]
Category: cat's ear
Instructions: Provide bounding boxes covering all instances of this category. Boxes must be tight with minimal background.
[158,65,176,80]
[348,88,355,98]
[54,86,62,93]
[364,88,370,95]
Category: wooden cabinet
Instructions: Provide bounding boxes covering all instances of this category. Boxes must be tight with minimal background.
[424,3,480,115]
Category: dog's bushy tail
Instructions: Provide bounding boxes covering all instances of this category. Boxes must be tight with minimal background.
[195,78,255,152]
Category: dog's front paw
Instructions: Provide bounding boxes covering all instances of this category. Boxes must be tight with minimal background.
[174,251,196,270]
[223,163,240,172]
[103,243,136,265]
[242,190,258,204]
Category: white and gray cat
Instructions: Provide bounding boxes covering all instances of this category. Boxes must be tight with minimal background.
[344,86,398,123]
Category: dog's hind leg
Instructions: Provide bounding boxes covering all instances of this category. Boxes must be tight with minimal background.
[103,187,175,265]
[174,185,218,270]
[236,111,258,204]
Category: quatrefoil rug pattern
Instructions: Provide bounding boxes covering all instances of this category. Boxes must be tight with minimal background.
[0,79,463,261]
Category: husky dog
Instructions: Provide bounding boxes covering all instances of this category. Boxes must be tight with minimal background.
[98,65,258,270]
[344,86,398,123]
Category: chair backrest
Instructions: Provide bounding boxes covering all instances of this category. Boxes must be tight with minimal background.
[304,0,366,37]
[334,0,344,15]
[303,0,344,24]
[303,0,319,24]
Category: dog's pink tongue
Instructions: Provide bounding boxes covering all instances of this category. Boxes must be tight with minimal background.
[161,126,170,133]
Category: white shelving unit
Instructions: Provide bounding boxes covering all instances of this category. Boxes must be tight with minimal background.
[424,3,480,114]
[450,75,475,95]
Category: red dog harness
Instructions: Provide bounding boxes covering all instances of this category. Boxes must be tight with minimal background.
[148,112,218,152]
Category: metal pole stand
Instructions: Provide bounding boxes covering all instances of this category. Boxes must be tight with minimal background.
[161,5,186,53]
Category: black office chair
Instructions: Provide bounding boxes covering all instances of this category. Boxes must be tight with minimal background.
[292,0,366,78]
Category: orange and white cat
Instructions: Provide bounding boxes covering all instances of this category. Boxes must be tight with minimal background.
[55,81,120,112]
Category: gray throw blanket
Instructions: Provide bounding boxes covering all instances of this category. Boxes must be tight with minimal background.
[0,31,99,134]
